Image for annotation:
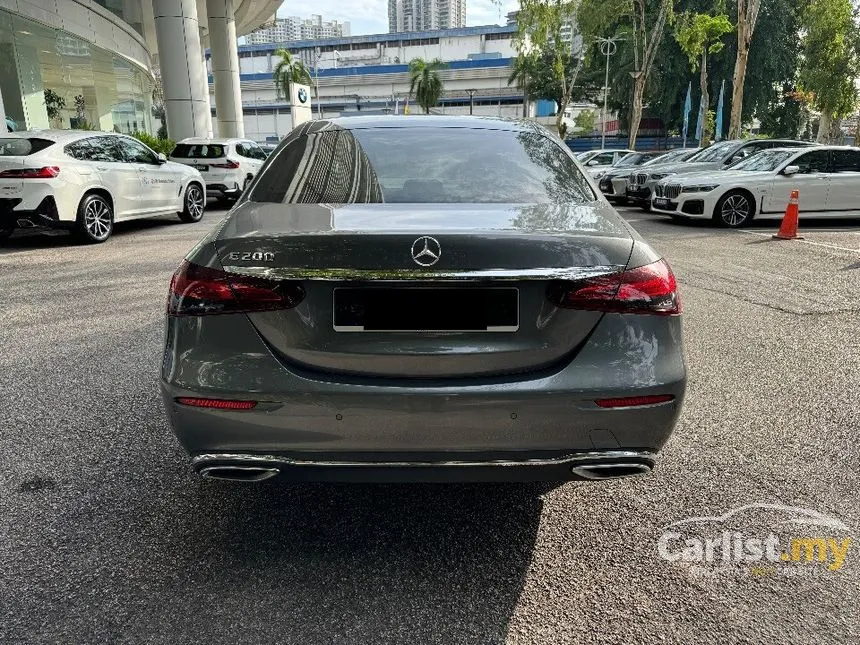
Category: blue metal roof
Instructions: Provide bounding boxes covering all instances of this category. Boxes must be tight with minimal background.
[221,24,517,56]
[212,57,514,84]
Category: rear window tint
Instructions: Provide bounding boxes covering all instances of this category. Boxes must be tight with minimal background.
[171,144,225,158]
[0,138,55,156]
[251,122,594,205]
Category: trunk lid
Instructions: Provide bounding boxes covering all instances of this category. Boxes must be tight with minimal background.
[213,202,635,378]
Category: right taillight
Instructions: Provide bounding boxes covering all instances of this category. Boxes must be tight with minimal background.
[210,160,240,169]
[167,260,304,316]
[547,259,680,315]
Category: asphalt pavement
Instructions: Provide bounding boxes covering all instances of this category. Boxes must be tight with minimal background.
[1,203,858,644]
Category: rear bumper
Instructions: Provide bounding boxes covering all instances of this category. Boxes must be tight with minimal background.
[0,196,70,231]
[160,310,687,481]
[206,183,241,198]
[189,449,657,483]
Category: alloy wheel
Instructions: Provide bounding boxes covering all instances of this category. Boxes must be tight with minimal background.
[720,194,750,227]
[187,185,204,220]
[84,198,112,240]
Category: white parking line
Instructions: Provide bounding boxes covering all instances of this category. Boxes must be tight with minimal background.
[736,229,860,254]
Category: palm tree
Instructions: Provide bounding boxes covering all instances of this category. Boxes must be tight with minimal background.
[408,58,447,114]
[272,48,313,100]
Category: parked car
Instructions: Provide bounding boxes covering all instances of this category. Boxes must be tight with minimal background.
[168,138,267,203]
[577,149,636,175]
[161,116,686,484]
[625,148,702,207]
[0,131,205,244]
[625,139,814,211]
[650,146,860,227]
[595,151,669,203]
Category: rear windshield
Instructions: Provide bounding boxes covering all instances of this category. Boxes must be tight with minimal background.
[251,124,595,204]
[0,138,55,156]
[170,144,225,158]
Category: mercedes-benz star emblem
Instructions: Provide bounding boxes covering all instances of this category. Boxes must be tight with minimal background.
[411,236,441,267]
[297,87,308,103]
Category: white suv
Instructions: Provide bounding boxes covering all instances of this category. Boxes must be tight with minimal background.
[0,131,205,244]
[169,138,267,203]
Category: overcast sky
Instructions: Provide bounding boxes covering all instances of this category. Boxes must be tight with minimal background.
[278,1,521,35]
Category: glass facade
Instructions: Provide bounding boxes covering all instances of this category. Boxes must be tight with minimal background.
[0,9,153,134]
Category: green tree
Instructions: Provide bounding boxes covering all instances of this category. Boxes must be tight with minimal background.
[674,11,734,145]
[272,48,313,100]
[578,0,675,148]
[511,0,586,134]
[573,109,597,134]
[799,0,860,142]
[408,58,447,113]
[728,0,761,138]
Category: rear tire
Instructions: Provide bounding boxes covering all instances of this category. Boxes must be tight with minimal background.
[179,183,204,223]
[714,190,754,228]
[74,193,113,243]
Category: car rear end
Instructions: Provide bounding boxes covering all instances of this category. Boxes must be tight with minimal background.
[160,119,686,482]
[169,140,243,201]
[0,135,71,235]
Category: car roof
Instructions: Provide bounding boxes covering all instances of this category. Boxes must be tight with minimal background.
[770,145,858,153]
[327,115,550,134]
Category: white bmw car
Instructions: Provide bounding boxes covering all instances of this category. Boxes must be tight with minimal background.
[651,145,860,227]
[0,131,205,243]
[168,138,267,203]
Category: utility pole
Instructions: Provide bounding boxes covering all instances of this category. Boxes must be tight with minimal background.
[595,36,622,149]
[466,89,476,115]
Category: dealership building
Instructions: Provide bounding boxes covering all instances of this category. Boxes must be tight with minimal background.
[0,0,280,139]
[206,24,535,142]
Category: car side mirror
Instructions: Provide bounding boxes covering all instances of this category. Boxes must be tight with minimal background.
[782,165,800,176]
[157,152,167,163]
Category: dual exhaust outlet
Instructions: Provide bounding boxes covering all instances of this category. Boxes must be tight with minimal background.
[196,458,653,482]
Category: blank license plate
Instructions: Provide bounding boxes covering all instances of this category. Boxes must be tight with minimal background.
[653,198,669,208]
[193,164,209,172]
[333,288,519,332]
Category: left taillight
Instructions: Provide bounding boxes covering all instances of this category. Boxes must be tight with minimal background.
[167,260,305,316]
[547,258,681,315]
[0,166,60,178]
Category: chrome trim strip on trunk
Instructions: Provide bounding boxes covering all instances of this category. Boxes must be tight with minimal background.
[191,450,656,469]
[219,265,626,282]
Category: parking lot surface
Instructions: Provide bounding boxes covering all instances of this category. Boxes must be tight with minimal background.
[1,204,858,644]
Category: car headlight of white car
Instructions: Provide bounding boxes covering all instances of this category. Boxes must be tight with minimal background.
[650,173,673,181]
[681,185,720,193]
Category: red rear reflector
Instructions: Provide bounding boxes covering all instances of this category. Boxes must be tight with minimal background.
[167,260,305,316]
[211,160,240,169]
[176,397,257,410]
[0,166,60,178]
[594,394,675,408]
[547,258,680,315]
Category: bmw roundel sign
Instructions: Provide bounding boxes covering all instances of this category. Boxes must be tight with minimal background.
[297,87,308,104]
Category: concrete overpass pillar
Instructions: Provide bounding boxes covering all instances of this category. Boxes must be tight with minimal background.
[207,0,245,138]
[153,0,211,140]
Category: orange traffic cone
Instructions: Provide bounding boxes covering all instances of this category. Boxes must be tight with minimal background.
[773,190,803,240]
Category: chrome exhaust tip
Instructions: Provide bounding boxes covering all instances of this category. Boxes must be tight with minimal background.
[571,462,652,480]
[199,466,280,482]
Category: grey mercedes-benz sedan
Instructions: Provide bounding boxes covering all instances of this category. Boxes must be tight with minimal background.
[161,116,686,483]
